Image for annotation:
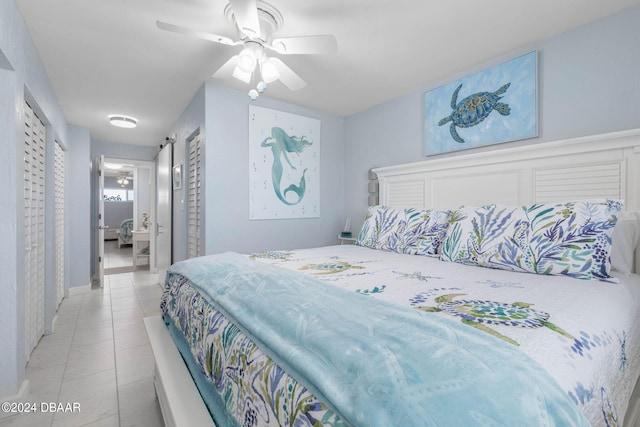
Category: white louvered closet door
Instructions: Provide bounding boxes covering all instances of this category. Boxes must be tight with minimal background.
[187,134,202,259]
[54,142,65,307]
[24,102,46,358]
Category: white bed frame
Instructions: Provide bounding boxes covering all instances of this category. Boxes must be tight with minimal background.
[144,316,216,427]
[145,128,640,427]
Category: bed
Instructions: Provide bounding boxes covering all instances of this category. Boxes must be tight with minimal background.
[118,218,134,247]
[146,128,640,427]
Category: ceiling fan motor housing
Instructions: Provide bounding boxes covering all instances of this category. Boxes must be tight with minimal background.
[224,1,283,44]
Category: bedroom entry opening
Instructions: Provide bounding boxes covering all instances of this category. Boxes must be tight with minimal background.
[100,157,155,276]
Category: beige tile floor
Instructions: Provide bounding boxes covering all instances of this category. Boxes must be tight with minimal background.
[0,271,165,427]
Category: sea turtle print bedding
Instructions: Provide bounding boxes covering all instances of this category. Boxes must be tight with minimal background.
[161,245,640,427]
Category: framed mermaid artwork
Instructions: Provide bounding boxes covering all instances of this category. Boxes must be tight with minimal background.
[249,106,321,220]
[424,51,537,156]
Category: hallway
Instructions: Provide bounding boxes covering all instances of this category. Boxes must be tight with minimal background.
[0,270,164,426]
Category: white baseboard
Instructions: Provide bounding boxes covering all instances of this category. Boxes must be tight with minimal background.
[67,284,91,296]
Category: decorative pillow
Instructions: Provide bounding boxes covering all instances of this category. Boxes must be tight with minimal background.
[403,208,452,256]
[610,211,640,274]
[440,200,623,281]
[356,206,405,250]
[356,206,451,256]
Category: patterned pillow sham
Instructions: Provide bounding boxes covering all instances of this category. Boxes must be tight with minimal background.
[356,206,451,256]
[440,199,623,281]
[404,208,452,256]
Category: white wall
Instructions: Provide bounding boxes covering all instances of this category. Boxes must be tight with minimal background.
[343,4,640,233]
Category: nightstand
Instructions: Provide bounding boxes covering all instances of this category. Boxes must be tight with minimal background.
[131,230,150,267]
[337,234,357,245]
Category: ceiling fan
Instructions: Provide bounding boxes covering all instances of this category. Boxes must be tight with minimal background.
[157,0,337,99]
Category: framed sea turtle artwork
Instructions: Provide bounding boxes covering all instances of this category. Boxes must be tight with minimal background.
[249,105,321,220]
[424,51,537,156]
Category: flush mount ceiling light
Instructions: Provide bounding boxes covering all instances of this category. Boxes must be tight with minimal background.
[108,114,138,129]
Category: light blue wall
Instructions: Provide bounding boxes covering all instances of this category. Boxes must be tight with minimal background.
[0,0,73,398]
[66,126,92,288]
[167,84,345,257]
[167,85,205,263]
[91,139,159,162]
[203,84,345,254]
[0,66,22,402]
[344,4,640,232]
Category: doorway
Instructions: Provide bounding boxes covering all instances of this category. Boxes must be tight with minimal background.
[100,158,155,276]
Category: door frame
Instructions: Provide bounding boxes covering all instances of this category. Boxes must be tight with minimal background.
[155,143,172,282]
[93,157,156,279]
[97,155,105,287]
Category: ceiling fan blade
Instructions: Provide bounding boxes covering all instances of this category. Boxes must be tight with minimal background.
[212,56,240,79]
[270,58,307,91]
[228,0,261,38]
[156,21,239,46]
[270,35,337,55]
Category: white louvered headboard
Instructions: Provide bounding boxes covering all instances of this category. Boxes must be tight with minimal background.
[374,129,640,212]
[373,128,640,272]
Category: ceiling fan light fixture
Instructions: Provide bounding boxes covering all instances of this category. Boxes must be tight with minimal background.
[238,45,259,73]
[248,89,259,100]
[232,66,252,83]
[158,1,332,93]
[109,114,138,129]
[116,175,130,186]
[260,57,279,83]
[256,81,267,93]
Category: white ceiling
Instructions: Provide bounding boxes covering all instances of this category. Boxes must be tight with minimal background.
[15,0,640,147]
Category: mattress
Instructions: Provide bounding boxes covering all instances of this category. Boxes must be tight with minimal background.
[160,245,640,426]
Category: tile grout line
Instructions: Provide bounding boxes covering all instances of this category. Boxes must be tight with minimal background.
[109,274,123,427]
[75,275,119,427]
[48,293,82,427]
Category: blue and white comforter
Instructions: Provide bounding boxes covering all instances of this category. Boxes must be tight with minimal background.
[162,245,640,427]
